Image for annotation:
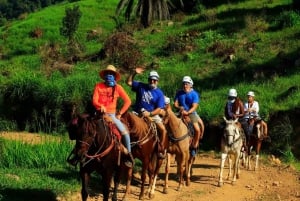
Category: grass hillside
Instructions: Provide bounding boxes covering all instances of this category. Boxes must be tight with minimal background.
[0,0,299,154]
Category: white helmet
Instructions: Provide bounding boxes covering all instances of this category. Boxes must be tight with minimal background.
[228,88,237,97]
[182,76,193,85]
[247,91,255,97]
[148,71,159,80]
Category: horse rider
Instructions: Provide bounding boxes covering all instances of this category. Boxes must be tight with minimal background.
[173,76,204,157]
[224,88,246,147]
[67,65,135,168]
[126,67,167,159]
[241,91,263,142]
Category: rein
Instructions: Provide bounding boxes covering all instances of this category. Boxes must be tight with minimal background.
[82,118,116,162]
[131,121,157,147]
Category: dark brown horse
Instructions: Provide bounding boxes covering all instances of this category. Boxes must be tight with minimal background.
[67,113,131,201]
[121,111,164,200]
[246,120,269,171]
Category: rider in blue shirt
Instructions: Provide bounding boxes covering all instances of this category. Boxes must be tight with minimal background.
[127,67,167,159]
[174,76,204,156]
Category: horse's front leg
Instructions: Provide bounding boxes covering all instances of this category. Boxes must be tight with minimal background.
[218,153,227,187]
[80,170,90,201]
[226,155,232,180]
[122,166,133,201]
[232,154,240,185]
[163,153,171,194]
[139,163,148,200]
[102,172,113,201]
[177,157,185,191]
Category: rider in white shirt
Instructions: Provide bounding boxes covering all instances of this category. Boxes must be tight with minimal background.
[242,91,261,141]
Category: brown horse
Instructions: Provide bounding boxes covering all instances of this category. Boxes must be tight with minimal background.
[67,113,131,201]
[246,120,269,171]
[162,105,191,193]
[121,111,164,200]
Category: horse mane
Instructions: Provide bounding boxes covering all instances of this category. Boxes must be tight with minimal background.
[122,112,150,136]
[164,107,188,137]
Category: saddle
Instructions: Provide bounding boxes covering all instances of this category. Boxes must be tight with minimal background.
[102,114,122,141]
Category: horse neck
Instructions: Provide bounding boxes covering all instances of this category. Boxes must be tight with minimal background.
[126,112,150,138]
[166,109,187,137]
[93,118,113,149]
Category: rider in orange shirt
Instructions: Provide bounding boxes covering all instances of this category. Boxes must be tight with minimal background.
[93,65,134,167]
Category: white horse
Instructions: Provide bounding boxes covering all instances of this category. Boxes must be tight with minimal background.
[218,117,243,187]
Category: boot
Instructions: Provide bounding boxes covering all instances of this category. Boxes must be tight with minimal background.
[158,143,166,159]
[125,152,135,168]
[122,134,134,167]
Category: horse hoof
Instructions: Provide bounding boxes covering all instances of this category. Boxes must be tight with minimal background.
[186,180,191,186]
[148,193,155,199]
[218,182,223,187]
[139,194,144,200]
[176,186,182,191]
[163,188,168,194]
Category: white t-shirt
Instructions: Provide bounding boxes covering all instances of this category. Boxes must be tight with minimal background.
[244,101,259,119]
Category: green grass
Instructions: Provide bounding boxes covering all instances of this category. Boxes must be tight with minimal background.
[0,1,299,196]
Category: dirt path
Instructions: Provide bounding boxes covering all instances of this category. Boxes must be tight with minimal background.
[64,153,300,201]
[1,132,300,201]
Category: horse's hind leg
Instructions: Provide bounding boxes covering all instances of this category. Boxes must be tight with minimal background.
[255,141,262,171]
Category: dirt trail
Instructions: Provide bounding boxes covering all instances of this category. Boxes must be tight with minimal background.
[1,132,300,201]
[65,153,300,201]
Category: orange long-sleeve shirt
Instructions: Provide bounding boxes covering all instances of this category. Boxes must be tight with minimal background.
[92,82,131,114]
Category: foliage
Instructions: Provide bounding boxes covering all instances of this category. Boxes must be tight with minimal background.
[60,5,84,61]
[273,10,300,29]
[102,31,144,70]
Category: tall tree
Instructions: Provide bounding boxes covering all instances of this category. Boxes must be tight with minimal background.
[116,0,170,27]
[116,0,197,27]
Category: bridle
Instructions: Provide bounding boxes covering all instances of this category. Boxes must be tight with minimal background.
[79,117,115,166]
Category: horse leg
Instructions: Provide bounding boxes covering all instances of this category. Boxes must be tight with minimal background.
[139,162,148,200]
[187,154,195,186]
[231,154,239,185]
[102,172,113,201]
[148,155,163,199]
[80,171,90,201]
[218,153,227,187]
[185,151,191,186]
[112,169,120,201]
[122,166,133,201]
[226,155,232,180]
[177,154,185,191]
[163,153,171,194]
[247,145,253,170]
[255,141,262,171]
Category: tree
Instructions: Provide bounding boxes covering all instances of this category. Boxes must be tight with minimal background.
[60,5,83,62]
[116,0,170,27]
[116,0,198,27]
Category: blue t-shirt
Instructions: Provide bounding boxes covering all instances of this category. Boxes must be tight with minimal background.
[174,89,200,112]
[131,81,165,112]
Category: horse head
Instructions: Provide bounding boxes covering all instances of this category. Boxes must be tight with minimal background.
[68,113,102,162]
[223,117,241,146]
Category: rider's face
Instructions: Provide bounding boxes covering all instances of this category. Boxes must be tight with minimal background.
[148,79,158,88]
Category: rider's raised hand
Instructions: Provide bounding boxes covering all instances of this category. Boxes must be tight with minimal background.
[135,67,145,74]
